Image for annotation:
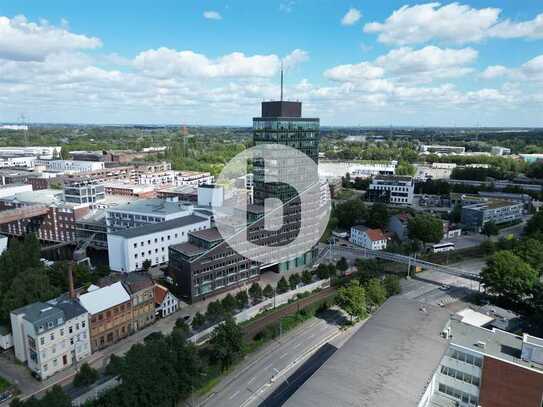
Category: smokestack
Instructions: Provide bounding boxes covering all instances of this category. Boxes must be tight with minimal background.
[68,262,76,299]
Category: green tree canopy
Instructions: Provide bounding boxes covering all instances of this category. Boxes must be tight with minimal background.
[383,275,402,297]
[73,363,99,388]
[366,279,387,308]
[408,214,444,246]
[481,251,539,304]
[336,280,367,322]
[288,273,301,290]
[481,221,499,238]
[263,284,274,298]
[248,283,263,303]
[210,317,245,372]
[301,270,313,285]
[276,277,289,294]
[367,203,390,229]
[235,291,249,309]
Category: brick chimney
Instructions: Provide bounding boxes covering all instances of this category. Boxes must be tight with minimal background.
[68,262,76,299]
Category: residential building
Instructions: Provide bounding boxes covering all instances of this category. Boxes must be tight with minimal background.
[350,225,387,250]
[154,284,179,318]
[107,214,210,272]
[368,175,414,205]
[175,171,214,186]
[37,160,105,174]
[425,315,543,407]
[461,200,523,231]
[156,185,198,203]
[103,182,155,198]
[0,234,7,255]
[10,299,91,380]
[78,282,132,352]
[0,189,91,242]
[318,160,396,180]
[388,212,412,241]
[105,199,194,232]
[137,170,175,186]
[420,145,466,155]
[99,273,156,332]
[284,297,451,407]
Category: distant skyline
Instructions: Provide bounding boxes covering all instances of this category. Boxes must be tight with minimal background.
[0,1,542,126]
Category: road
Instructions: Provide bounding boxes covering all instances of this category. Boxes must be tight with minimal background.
[197,310,355,407]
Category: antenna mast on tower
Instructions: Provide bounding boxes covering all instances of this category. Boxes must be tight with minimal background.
[280,61,284,102]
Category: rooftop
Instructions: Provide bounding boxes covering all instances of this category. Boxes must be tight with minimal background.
[170,241,206,257]
[109,214,207,239]
[79,281,131,315]
[47,297,88,321]
[284,297,450,407]
[99,272,154,294]
[352,225,386,241]
[189,227,223,242]
[154,284,168,305]
[373,175,413,182]
[107,198,193,216]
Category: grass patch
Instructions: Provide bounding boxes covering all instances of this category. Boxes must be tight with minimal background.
[0,376,11,392]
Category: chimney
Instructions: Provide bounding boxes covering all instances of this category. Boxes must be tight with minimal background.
[68,262,76,299]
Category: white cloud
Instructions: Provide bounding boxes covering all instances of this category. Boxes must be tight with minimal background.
[0,15,101,61]
[341,8,362,26]
[283,49,309,69]
[481,65,508,79]
[363,3,543,45]
[324,61,384,82]
[203,11,222,20]
[279,1,295,13]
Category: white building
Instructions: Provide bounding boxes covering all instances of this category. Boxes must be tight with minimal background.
[491,146,512,156]
[197,185,224,207]
[137,170,176,186]
[107,214,210,272]
[420,145,466,155]
[154,284,179,317]
[350,226,387,251]
[105,198,194,232]
[0,183,33,199]
[0,146,61,159]
[10,299,91,380]
[37,160,105,174]
[0,156,36,169]
[0,234,8,255]
[175,171,214,186]
[368,175,414,205]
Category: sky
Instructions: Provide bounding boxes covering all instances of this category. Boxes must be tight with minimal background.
[0,1,542,127]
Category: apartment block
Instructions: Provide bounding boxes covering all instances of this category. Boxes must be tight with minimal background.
[368,175,414,205]
[461,200,523,231]
[350,225,387,250]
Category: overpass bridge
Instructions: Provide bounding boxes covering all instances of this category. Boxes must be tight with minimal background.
[318,243,482,282]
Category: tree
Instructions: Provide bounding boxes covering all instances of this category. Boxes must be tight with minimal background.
[367,203,389,229]
[525,211,543,236]
[337,257,348,273]
[316,264,330,280]
[141,259,152,272]
[408,214,444,247]
[366,279,387,307]
[191,312,206,330]
[514,238,543,274]
[334,199,367,229]
[383,275,401,297]
[248,283,263,303]
[450,203,462,224]
[288,273,301,290]
[73,363,99,388]
[301,270,313,285]
[336,280,367,322]
[105,354,124,377]
[481,251,539,304]
[206,300,225,323]
[481,221,499,238]
[235,290,249,309]
[40,385,72,407]
[276,277,289,294]
[174,319,191,338]
[221,294,238,315]
[263,284,274,298]
[210,317,245,372]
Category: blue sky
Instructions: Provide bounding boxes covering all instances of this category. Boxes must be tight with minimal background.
[0,1,542,126]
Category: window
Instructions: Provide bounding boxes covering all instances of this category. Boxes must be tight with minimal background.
[40,337,45,345]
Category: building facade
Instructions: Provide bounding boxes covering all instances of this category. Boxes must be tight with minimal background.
[107,214,210,272]
[461,200,523,231]
[154,284,179,317]
[368,175,414,205]
[350,226,387,250]
[37,160,106,173]
[78,282,132,352]
[10,299,91,380]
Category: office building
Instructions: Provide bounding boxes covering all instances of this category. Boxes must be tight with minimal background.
[37,160,106,174]
[350,225,387,250]
[10,299,91,380]
[461,200,523,231]
[63,180,105,205]
[107,214,210,272]
[368,175,414,205]
[425,314,543,407]
[0,156,36,169]
[105,199,194,232]
[78,282,132,352]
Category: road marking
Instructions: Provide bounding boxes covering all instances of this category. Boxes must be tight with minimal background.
[229,390,240,400]
[264,363,273,370]
[293,342,302,349]
[279,352,288,359]
[247,376,256,385]
[308,333,315,339]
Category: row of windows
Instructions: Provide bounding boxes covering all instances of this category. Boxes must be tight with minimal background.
[438,383,479,406]
[440,365,480,386]
[447,348,483,367]
[91,305,128,323]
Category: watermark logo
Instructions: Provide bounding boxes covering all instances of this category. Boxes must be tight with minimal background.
[213,144,331,265]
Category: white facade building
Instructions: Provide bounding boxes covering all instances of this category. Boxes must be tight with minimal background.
[37,160,105,174]
[107,214,210,272]
[350,226,387,251]
[197,185,224,207]
[0,234,7,255]
[154,284,179,317]
[0,146,61,159]
[105,199,194,232]
[10,299,91,380]
[137,170,176,186]
[369,175,414,205]
[175,171,214,186]
[0,156,36,169]
[0,183,33,199]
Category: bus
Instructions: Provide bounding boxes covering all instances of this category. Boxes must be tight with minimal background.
[431,242,456,253]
